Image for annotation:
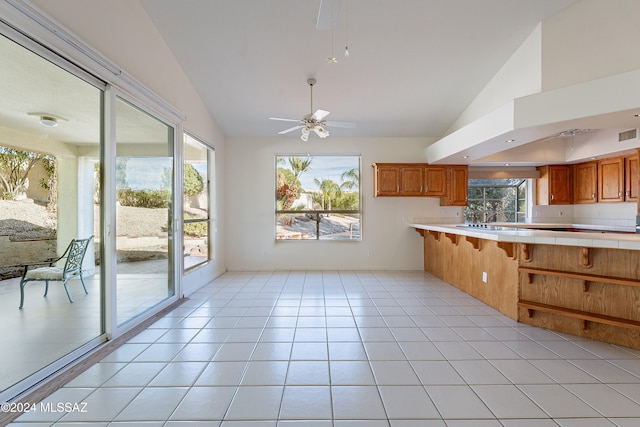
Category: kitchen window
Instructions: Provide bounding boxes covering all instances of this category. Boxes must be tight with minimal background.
[465,178,527,223]
[275,155,361,240]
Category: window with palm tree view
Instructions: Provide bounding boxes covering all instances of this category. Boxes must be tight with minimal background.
[276,155,360,240]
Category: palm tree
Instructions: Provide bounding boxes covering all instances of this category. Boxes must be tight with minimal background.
[313,178,341,210]
[340,167,360,191]
[288,157,312,186]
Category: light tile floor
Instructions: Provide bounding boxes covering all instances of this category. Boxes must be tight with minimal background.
[9,270,640,426]
[0,259,171,391]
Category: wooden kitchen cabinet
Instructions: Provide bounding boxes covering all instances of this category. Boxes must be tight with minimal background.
[573,161,598,204]
[399,165,425,196]
[372,163,401,196]
[424,166,446,196]
[624,155,638,201]
[372,163,425,196]
[373,163,463,200]
[598,157,624,202]
[536,165,572,205]
[441,165,468,206]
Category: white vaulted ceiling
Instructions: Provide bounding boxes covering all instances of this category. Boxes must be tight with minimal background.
[139,0,578,139]
[18,0,640,167]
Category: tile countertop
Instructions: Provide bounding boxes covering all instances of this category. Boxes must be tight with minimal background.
[409,223,640,251]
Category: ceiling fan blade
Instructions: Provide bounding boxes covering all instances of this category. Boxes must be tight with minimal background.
[269,117,300,122]
[326,120,357,129]
[311,109,330,121]
[278,125,304,135]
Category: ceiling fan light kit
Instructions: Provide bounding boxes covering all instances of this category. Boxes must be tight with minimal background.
[269,78,356,141]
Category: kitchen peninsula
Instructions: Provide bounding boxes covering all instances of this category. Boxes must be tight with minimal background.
[411,223,640,349]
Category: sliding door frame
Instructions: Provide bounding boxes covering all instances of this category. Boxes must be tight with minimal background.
[0,0,185,401]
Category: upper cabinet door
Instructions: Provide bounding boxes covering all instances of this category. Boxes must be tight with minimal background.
[373,163,401,196]
[442,166,468,206]
[399,165,425,196]
[625,156,638,201]
[573,161,598,204]
[598,157,624,202]
[424,166,446,196]
[549,165,573,204]
[536,165,572,205]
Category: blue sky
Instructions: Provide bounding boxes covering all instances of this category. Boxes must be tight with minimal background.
[120,157,209,191]
[278,155,359,191]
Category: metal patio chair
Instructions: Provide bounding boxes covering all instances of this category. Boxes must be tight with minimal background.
[19,236,93,309]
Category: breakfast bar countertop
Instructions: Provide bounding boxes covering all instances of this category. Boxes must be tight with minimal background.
[409,222,640,250]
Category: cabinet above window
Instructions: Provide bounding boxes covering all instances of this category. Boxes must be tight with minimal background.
[372,163,467,205]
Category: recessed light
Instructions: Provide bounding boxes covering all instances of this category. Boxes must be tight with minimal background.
[505,163,511,166]
[506,139,515,143]
[463,155,469,159]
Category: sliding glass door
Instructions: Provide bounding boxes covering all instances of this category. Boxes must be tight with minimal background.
[0,10,180,401]
[115,97,175,325]
[0,31,104,396]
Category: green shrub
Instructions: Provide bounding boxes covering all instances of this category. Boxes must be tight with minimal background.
[184,163,204,197]
[117,189,169,208]
[183,213,208,237]
[184,221,208,237]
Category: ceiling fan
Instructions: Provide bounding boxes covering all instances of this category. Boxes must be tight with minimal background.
[537,128,595,142]
[269,78,356,141]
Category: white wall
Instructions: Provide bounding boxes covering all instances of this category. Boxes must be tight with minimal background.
[447,24,542,134]
[542,0,640,91]
[533,203,637,229]
[573,203,637,228]
[30,0,227,292]
[226,136,460,271]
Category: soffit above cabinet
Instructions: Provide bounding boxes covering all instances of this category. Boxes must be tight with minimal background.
[426,69,640,167]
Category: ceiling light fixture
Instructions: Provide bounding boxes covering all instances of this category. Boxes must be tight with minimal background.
[301,127,310,142]
[315,126,329,138]
[344,0,349,57]
[27,112,68,128]
[506,139,515,143]
[270,78,356,140]
[553,129,592,138]
[328,0,337,63]
[39,115,58,127]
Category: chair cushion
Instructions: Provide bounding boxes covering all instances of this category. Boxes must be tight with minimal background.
[25,267,64,280]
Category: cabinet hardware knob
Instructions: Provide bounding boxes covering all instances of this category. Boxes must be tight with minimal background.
[551,194,554,200]
[592,193,595,198]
